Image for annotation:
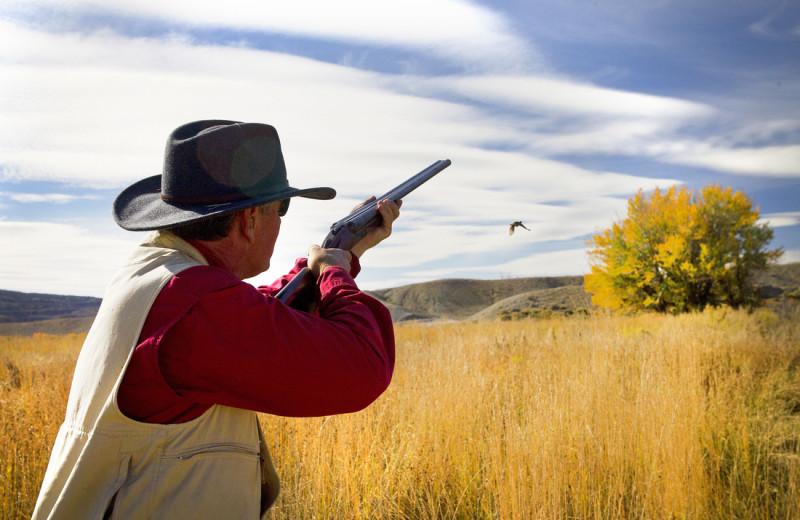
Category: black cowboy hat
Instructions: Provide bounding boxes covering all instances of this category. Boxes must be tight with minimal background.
[113,120,336,231]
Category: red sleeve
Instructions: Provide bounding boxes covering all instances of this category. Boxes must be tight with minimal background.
[157,261,392,418]
[256,258,308,297]
[257,256,362,297]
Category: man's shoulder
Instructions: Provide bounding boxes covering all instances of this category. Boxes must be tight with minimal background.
[150,265,268,333]
[162,265,248,300]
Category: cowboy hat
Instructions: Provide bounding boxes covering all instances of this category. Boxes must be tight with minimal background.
[113,120,336,231]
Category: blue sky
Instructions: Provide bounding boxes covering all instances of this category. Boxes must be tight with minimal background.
[1,0,799,297]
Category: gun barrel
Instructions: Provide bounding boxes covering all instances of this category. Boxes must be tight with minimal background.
[378,159,451,201]
[335,159,451,232]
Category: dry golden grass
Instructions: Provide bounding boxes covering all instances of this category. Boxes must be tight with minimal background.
[2,309,799,519]
[1,333,82,519]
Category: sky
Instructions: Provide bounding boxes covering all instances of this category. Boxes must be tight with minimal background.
[1,0,799,297]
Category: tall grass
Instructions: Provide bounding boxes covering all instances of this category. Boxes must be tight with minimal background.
[1,333,82,518]
[2,309,798,519]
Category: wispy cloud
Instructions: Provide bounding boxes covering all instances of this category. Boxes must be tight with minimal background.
[778,249,800,263]
[662,144,800,177]
[2,192,102,204]
[749,0,800,38]
[0,221,136,296]
[397,248,591,283]
[3,0,539,72]
[760,211,800,227]
[388,73,800,178]
[428,75,712,119]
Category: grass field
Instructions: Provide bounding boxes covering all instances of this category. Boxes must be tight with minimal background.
[2,307,799,519]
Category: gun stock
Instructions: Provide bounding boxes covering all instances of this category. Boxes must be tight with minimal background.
[275,159,451,311]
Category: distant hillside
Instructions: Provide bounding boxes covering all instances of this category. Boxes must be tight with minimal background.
[366,275,585,321]
[753,262,800,299]
[0,289,101,324]
[468,284,595,321]
[0,316,96,337]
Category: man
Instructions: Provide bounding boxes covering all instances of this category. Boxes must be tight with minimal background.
[32,120,400,519]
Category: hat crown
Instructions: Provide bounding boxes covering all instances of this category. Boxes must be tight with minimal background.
[112,119,335,232]
[161,120,290,204]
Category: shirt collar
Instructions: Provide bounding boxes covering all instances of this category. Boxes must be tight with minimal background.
[187,239,234,272]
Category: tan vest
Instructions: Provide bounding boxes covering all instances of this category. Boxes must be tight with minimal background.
[32,232,280,520]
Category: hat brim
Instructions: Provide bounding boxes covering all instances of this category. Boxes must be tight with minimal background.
[113,175,336,231]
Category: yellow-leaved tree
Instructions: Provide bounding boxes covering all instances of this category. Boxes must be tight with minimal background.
[585,184,783,313]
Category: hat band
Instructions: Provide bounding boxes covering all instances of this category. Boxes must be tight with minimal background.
[160,191,253,205]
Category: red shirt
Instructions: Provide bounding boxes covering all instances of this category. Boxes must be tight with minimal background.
[117,249,395,423]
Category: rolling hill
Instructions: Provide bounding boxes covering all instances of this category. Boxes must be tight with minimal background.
[0,290,101,324]
[365,275,590,321]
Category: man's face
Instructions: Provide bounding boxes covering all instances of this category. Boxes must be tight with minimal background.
[246,201,282,278]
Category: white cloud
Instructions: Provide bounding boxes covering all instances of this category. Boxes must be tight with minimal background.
[748,1,800,38]
[760,211,800,228]
[662,144,800,177]
[403,247,591,282]
[482,247,592,277]
[0,221,137,296]
[3,0,537,71]
[777,249,800,264]
[385,73,718,160]
[412,75,800,178]
[433,74,712,119]
[2,192,101,203]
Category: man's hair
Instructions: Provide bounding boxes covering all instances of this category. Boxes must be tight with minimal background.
[168,203,273,241]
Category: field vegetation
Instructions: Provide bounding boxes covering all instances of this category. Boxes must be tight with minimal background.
[2,309,799,519]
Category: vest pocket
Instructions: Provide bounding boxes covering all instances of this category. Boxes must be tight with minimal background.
[150,443,261,519]
[173,443,261,461]
[103,454,131,520]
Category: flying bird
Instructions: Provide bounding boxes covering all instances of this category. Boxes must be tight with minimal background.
[509,221,531,236]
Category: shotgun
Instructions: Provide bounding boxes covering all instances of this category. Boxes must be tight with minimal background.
[275,159,451,311]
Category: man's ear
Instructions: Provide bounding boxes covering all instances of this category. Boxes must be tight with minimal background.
[237,207,259,244]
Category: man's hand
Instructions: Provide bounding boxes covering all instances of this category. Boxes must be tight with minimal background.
[349,197,402,259]
[307,245,352,278]
[305,198,400,277]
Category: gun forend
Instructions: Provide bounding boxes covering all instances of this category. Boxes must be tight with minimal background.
[322,159,451,250]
